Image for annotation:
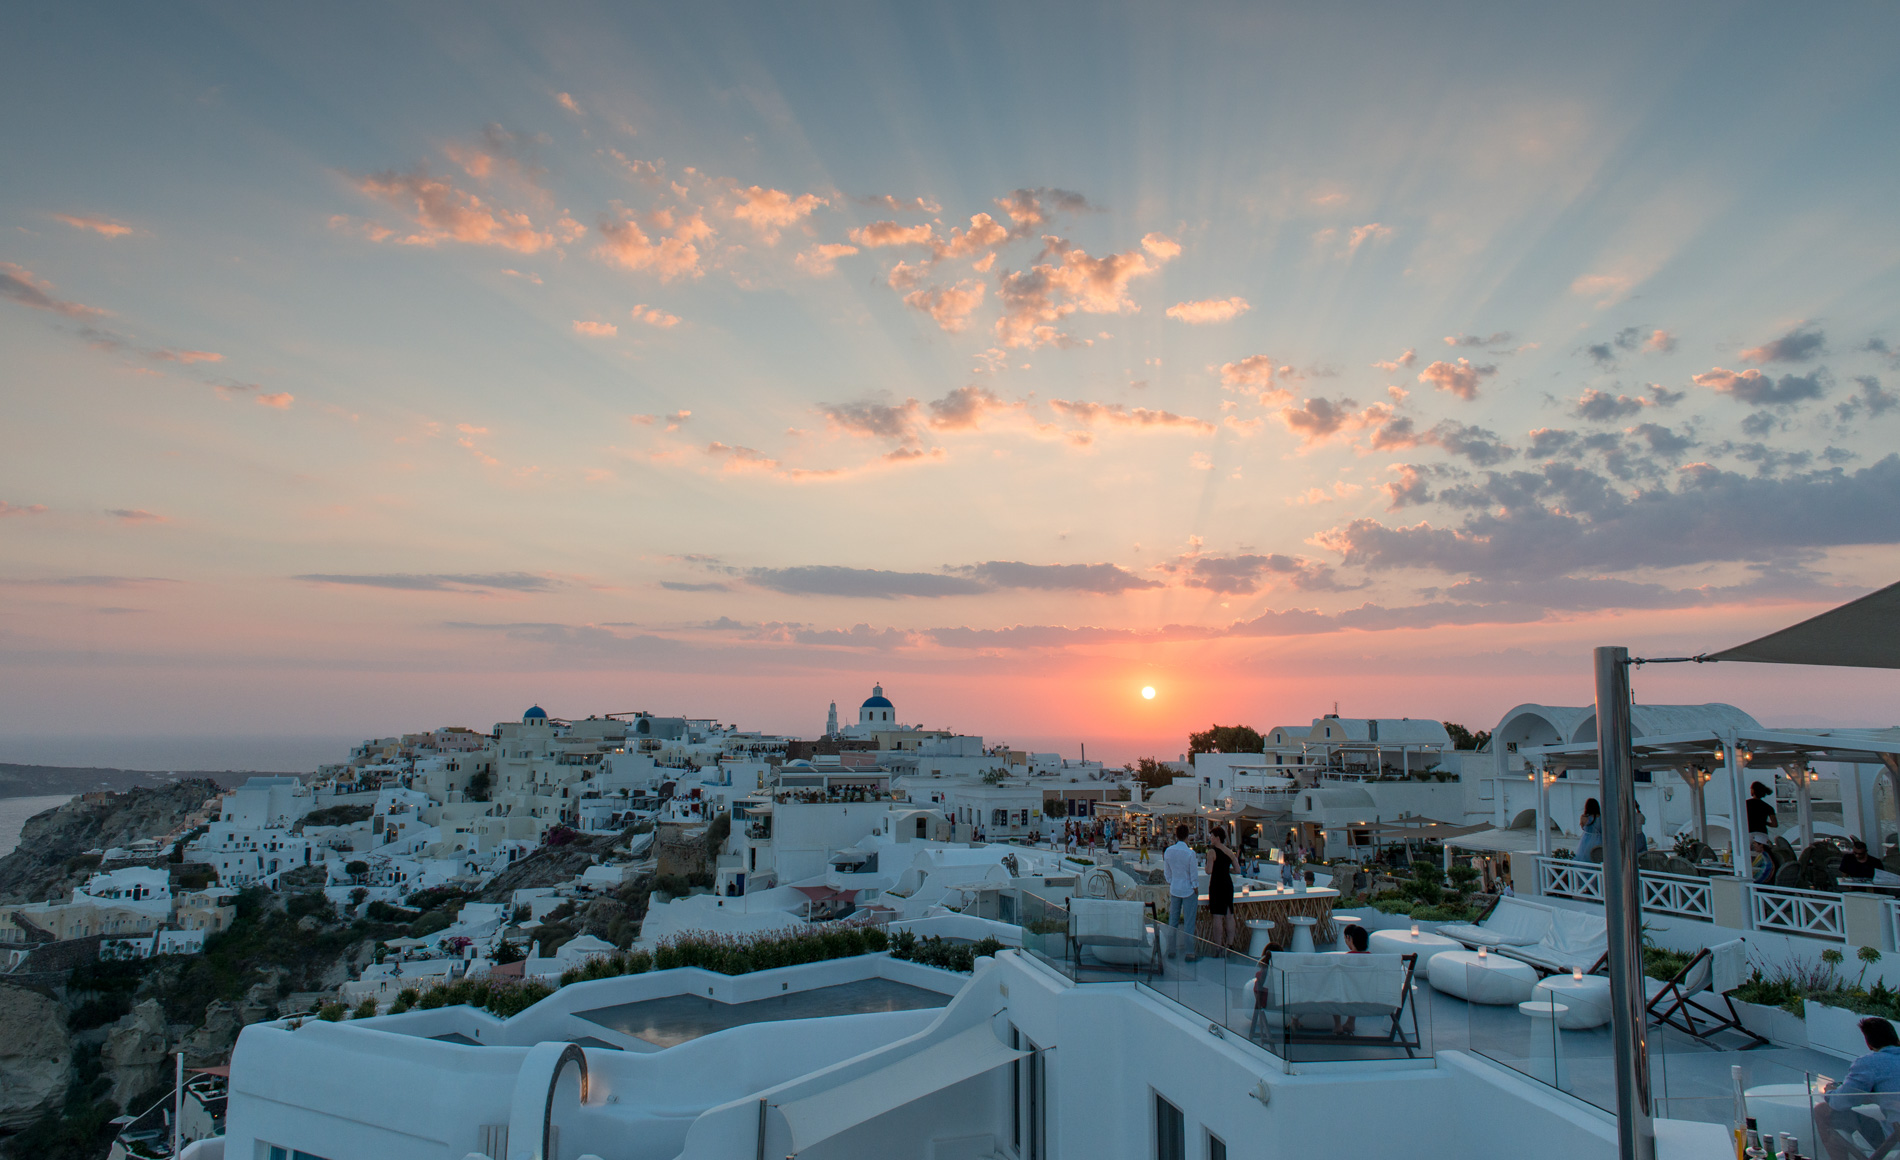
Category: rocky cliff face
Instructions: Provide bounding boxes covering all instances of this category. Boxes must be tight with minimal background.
[101,999,171,1111]
[0,984,73,1130]
[0,779,224,904]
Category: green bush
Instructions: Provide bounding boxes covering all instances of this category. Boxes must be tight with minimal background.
[285,891,335,922]
[316,1002,347,1021]
[890,934,1004,972]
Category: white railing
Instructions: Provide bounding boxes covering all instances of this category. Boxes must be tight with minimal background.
[1750,884,1846,941]
[1540,857,1604,903]
[1639,872,1714,921]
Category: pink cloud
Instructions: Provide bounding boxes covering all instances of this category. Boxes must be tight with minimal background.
[109,508,164,524]
[630,304,680,328]
[994,238,1171,349]
[1049,399,1214,434]
[1417,358,1495,400]
[1347,223,1393,252]
[926,386,1018,431]
[1643,329,1677,353]
[1277,396,1366,444]
[1,262,107,318]
[52,213,133,238]
[151,348,223,364]
[1372,348,1417,372]
[351,169,558,253]
[255,392,294,408]
[903,280,985,333]
[573,320,618,337]
[933,213,1009,260]
[849,221,936,248]
[729,186,827,243]
[795,243,858,276]
[1142,233,1182,260]
[594,208,710,280]
[0,501,49,517]
[1165,296,1249,325]
[555,92,582,115]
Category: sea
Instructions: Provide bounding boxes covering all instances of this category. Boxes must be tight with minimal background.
[0,794,74,858]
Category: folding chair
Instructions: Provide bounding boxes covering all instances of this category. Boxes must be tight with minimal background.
[1646,939,1768,1048]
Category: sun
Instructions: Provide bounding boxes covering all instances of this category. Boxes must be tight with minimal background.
[1141,686,1156,700]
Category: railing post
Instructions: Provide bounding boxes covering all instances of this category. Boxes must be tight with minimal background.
[1596,645,1654,1160]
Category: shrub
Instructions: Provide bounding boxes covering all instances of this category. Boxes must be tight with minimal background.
[890,934,1004,972]
[352,998,378,1019]
[285,891,335,922]
[316,1002,346,1022]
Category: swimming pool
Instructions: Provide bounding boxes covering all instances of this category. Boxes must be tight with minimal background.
[576,977,951,1047]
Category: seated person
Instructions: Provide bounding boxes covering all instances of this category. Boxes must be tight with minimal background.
[1335,924,1371,1035]
[1751,836,1778,885]
[1816,1017,1900,1160]
[1841,839,1883,881]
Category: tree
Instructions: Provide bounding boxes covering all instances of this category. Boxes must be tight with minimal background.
[1042,798,1066,819]
[1188,724,1265,755]
[1124,757,1174,792]
[464,770,492,803]
[1443,723,1492,752]
[346,860,370,882]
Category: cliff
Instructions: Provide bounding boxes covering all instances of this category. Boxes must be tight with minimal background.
[0,780,224,905]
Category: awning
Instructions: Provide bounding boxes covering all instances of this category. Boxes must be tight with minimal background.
[791,885,858,902]
[1445,827,1545,854]
[777,1023,1027,1152]
[1707,581,1900,669]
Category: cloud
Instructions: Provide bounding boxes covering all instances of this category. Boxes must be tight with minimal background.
[255,392,294,409]
[854,195,941,215]
[955,561,1160,593]
[1428,421,1515,467]
[108,509,164,523]
[629,304,680,328]
[1,262,106,317]
[1277,396,1368,444]
[555,92,583,115]
[1163,552,1344,594]
[0,501,49,518]
[848,221,936,248]
[1644,329,1678,353]
[1372,348,1417,372]
[1573,388,1650,421]
[902,280,985,332]
[1837,375,1898,421]
[1417,358,1496,400]
[820,398,922,442]
[1741,325,1825,364]
[573,320,618,337]
[1165,296,1250,325]
[1219,356,1287,403]
[295,572,554,593]
[594,208,711,280]
[1692,367,1826,406]
[1445,332,1515,349]
[1347,223,1393,252]
[1049,400,1214,434]
[1141,233,1182,260]
[1313,455,1900,581]
[52,213,133,238]
[660,580,729,592]
[994,188,1093,236]
[995,237,1170,349]
[1570,266,1651,306]
[926,385,1017,431]
[795,243,858,276]
[728,185,826,243]
[746,566,986,599]
[350,168,558,253]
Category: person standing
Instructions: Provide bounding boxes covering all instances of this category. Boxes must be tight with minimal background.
[1746,782,1780,837]
[1576,799,1603,863]
[1163,823,1201,962]
[1205,825,1238,955]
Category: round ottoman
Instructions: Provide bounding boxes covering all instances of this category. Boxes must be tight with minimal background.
[1427,949,1538,1005]
[1533,974,1612,1029]
[1367,929,1463,964]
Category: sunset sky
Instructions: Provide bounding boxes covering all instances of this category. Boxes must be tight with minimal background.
[3,2,1899,768]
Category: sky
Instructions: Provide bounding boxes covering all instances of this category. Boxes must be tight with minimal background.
[3,2,1899,769]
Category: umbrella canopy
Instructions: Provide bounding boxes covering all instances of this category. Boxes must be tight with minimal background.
[1707,580,1900,669]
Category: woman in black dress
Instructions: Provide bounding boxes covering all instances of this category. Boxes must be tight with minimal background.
[1206,824,1237,955]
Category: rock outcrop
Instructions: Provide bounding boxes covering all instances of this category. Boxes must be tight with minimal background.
[0,984,72,1130]
[101,998,171,1111]
[0,780,226,904]
[180,1000,242,1068]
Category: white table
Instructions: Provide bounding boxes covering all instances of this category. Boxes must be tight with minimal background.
[1285,915,1318,953]
[1367,929,1462,963]
[1533,975,1612,1029]
[1428,950,1538,1005]
[1244,919,1275,959]
[1519,1000,1569,1086]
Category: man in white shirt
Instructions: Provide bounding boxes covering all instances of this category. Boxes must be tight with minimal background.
[1162,824,1200,961]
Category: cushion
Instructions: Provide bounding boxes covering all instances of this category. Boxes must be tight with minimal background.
[1070,898,1149,947]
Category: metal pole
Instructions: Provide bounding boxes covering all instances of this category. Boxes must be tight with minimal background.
[1596,645,1654,1160]
[1725,733,1748,878]
[172,1051,184,1158]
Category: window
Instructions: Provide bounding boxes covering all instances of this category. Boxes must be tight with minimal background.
[1154,1095,1185,1160]
[1207,1132,1227,1160]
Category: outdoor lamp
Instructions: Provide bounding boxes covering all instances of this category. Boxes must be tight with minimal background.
[1572,967,1584,982]
[1410,922,1419,938]
[1477,946,1488,960]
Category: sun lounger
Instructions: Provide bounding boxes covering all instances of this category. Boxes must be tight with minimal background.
[1644,938,1767,1049]
[1439,897,1606,975]
[1436,897,1552,948]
